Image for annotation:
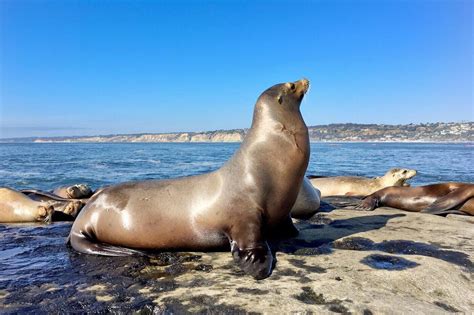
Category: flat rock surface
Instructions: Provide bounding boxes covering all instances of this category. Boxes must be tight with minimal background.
[0,197,472,314]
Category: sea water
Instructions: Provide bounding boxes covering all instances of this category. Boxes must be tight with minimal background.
[0,142,472,190]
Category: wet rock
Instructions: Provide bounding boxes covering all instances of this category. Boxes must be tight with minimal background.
[361,254,419,270]
[0,197,473,313]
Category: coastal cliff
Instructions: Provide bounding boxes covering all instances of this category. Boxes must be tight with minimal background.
[2,122,472,143]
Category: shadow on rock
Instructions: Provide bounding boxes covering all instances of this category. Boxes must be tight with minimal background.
[335,237,473,271]
[278,214,405,255]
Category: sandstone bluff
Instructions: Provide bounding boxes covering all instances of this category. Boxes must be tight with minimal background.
[1,122,471,143]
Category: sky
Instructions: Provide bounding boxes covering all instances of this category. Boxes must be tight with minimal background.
[0,0,472,138]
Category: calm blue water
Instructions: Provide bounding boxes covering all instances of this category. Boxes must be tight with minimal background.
[0,142,472,190]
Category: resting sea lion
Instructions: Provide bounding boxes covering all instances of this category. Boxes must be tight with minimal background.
[21,189,87,218]
[53,184,93,199]
[308,168,417,197]
[291,177,321,219]
[68,79,311,279]
[356,182,474,216]
[0,187,54,223]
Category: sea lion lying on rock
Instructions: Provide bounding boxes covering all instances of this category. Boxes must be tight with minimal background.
[291,177,321,219]
[0,187,54,223]
[53,184,93,199]
[68,79,311,279]
[357,182,474,216]
[308,168,417,197]
[21,189,87,218]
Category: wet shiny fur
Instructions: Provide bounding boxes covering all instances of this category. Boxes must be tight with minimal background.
[68,79,311,279]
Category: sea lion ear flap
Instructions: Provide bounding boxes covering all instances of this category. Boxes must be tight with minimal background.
[277,94,283,104]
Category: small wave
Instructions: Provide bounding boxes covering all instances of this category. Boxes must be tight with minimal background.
[92,163,108,169]
[147,159,161,164]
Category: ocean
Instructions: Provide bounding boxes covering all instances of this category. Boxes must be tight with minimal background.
[0,142,472,312]
[0,142,472,190]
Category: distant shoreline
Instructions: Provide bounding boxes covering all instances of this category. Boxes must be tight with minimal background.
[1,141,473,145]
[1,122,472,143]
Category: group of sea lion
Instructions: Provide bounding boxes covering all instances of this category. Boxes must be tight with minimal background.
[1,79,472,279]
[0,184,94,223]
[310,170,473,215]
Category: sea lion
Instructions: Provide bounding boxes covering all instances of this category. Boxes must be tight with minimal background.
[21,189,87,218]
[0,187,54,223]
[53,184,93,199]
[68,79,311,279]
[291,177,321,219]
[356,182,474,216]
[308,168,417,197]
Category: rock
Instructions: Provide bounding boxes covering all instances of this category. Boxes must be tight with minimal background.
[0,198,472,313]
[447,214,474,224]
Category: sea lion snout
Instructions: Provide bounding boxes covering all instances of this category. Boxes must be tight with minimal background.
[37,205,54,223]
[288,79,310,95]
[298,78,310,93]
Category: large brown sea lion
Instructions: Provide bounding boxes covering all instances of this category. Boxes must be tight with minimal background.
[356,182,474,216]
[0,188,54,223]
[68,79,311,279]
[308,168,417,197]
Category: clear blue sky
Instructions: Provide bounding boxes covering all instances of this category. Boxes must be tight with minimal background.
[0,0,472,138]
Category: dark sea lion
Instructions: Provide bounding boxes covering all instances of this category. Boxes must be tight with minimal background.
[53,184,93,199]
[308,168,417,197]
[0,187,54,223]
[356,182,474,216]
[68,79,311,279]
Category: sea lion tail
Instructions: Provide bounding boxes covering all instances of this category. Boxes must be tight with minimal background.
[421,187,474,215]
[67,229,145,256]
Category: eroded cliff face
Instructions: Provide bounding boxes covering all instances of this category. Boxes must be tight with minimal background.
[27,122,473,143]
[34,131,247,143]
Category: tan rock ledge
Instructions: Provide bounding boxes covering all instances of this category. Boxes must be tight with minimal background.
[0,199,472,314]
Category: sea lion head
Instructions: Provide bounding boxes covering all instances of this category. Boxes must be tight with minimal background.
[37,205,54,223]
[66,184,93,199]
[386,168,417,186]
[63,200,86,217]
[253,79,310,123]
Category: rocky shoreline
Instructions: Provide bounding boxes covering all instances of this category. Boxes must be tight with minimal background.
[1,197,472,314]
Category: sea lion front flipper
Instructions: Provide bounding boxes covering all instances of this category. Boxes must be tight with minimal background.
[422,187,474,215]
[231,241,273,280]
[228,213,273,280]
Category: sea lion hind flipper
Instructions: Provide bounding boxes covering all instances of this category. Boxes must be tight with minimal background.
[68,230,144,256]
[355,196,378,211]
[422,187,474,214]
[21,189,73,202]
